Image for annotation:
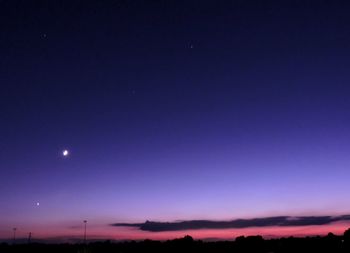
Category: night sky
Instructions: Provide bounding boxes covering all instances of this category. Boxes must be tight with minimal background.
[1,0,350,241]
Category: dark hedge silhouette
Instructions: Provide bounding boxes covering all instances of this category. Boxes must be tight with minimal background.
[1,229,350,253]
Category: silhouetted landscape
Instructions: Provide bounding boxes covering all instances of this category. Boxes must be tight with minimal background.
[1,228,350,253]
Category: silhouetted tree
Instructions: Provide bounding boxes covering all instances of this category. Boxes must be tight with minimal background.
[344,228,350,240]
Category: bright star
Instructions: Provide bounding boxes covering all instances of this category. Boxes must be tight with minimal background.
[63,150,69,157]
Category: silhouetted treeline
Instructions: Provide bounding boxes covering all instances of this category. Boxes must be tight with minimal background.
[1,228,350,253]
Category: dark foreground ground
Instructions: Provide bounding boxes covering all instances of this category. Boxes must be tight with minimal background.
[2,229,350,253]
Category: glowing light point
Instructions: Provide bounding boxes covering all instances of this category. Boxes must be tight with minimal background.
[36,202,40,206]
[62,150,69,157]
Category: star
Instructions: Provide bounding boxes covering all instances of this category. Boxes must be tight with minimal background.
[36,202,40,206]
[62,150,69,157]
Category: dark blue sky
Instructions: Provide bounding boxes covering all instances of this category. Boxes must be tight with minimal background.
[1,0,350,240]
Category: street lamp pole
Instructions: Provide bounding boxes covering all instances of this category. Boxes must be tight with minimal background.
[28,232,32,244]
[83,220,87,244]
[13,228,17,244]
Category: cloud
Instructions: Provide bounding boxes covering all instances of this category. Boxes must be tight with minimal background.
[111,215,350,232]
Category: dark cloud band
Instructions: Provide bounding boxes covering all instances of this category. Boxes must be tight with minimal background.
[111,215,350,232]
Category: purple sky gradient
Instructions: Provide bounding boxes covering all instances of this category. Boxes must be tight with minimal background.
[1,0,350,240]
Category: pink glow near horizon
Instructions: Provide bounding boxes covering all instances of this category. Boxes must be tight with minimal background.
[1,221,350,242]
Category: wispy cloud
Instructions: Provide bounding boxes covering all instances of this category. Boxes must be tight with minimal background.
[111,215,350,232]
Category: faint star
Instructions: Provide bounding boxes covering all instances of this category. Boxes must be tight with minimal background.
[36,202,40,206]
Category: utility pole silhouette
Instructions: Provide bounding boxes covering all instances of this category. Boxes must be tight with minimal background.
[28,232,32,244]
[13,228,17,244]
[83,220,87,244]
